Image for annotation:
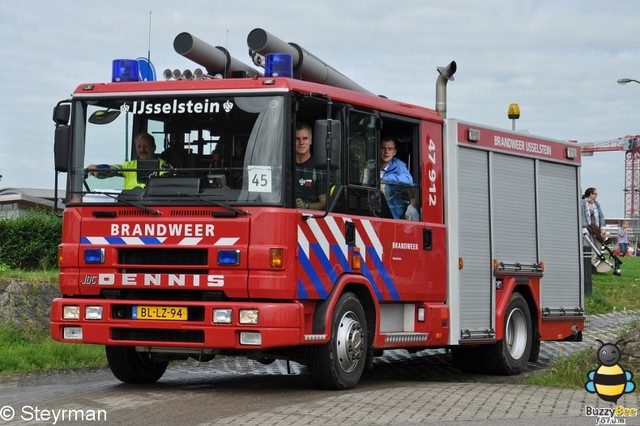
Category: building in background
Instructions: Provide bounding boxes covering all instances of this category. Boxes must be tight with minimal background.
[0,188,64,218]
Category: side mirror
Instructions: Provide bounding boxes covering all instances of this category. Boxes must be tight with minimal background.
[313,119,341,170]
[54,125,71,172]
[52,104,70,125]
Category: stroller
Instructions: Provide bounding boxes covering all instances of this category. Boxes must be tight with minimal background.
[583,224,622,275]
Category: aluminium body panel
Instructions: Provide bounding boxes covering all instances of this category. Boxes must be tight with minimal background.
[457,147,493,336]
[537,161,583,309]
[444,119,583,345]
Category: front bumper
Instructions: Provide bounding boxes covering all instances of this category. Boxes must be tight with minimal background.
[50,298,305,350]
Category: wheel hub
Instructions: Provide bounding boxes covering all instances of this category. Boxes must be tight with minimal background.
[506,308,527,359]
[336,311,363,373]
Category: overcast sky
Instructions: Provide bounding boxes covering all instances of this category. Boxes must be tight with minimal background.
[2,0,640,217]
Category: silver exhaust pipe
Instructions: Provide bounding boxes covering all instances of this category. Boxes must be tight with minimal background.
[436,61,457,118]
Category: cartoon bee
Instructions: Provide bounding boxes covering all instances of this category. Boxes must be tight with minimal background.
[585,339,635,403]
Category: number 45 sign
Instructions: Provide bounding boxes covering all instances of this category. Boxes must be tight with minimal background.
[248,166,272,193]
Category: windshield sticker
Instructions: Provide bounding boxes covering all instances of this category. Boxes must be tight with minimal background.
[247,166,272,193]
[122,99,233,115]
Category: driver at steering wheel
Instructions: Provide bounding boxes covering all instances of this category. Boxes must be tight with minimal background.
[87,132,172,189]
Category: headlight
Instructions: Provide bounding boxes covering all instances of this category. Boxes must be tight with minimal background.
[239,309,259,325]
[213,309,233,324]
[63,327,83,340]
[85,306,103,320]
[63,305,80,320]
[240,332,262,345]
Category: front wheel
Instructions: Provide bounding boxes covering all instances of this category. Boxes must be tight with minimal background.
[105,346,169,384]
[485,292,532,375]
[305,292,368,390]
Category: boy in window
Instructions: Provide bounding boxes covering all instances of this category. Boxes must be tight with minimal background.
[380,136,413,218]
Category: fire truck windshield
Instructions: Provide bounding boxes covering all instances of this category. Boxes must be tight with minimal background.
[67,94,285,206]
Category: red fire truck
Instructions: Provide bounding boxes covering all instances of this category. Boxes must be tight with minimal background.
[50,29,585,390]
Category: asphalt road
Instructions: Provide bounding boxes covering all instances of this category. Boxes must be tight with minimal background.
[0,311,639,425]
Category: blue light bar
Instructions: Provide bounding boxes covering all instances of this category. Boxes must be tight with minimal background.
[265,53,293,78]
[112,59,140,82]
[218,250,240,266]
[84,248,105,264]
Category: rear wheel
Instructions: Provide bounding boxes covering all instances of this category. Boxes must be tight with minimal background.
[105,345,169,383]
[484,292,532,375]
[306,292,368,390]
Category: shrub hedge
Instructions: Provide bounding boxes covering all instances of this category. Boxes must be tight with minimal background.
[0,209,62,270]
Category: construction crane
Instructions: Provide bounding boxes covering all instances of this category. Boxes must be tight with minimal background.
[581,135,640,218]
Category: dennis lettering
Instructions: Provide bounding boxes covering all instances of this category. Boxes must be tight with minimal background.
[96,273,224,287]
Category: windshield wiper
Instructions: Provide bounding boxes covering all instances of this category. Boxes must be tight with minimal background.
[89,191,162,216]
[177,193,250,217]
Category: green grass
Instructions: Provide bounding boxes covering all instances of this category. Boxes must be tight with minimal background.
[585,255,640,313]
[0,323,106,376]
[0,267,59,285]
[0,268,105,376]
[524,322,639,389]
[525,256,640,388]
[524,348,596,388]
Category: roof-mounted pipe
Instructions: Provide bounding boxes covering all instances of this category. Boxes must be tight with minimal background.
[247,28,373,95]
[173,32,261,78]
[436,61,457,118]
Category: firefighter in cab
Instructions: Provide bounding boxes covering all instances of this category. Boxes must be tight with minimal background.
[585,340,635,403]
[87,132,172,189]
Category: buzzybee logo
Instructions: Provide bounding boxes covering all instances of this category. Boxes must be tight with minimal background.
[585,339,635,403]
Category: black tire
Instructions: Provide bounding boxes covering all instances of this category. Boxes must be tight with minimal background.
[484,292,532,375]
[529,335,541,363]
[105,345,168,384]
[306,292,368,390]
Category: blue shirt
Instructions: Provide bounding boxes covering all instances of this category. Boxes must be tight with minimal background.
[381,157,413,218]
[381,157,413,185]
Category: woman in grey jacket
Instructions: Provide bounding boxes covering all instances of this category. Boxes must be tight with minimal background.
[581,187,607,244]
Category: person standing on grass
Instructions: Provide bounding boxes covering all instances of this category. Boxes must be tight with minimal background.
[618,220,629,257]
[581,187,608,244]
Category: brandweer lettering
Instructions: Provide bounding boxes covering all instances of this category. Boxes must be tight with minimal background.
[392,242,419,250]
[111,223,214,237]
[494,136,552,156]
